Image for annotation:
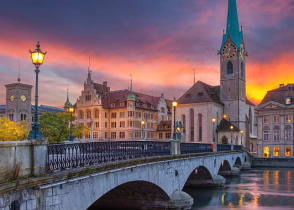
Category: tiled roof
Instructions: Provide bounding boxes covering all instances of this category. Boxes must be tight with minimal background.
[177,81,221,105]
[259,84,294,106]
[93,83,110,94]
[157,120,171,131]
[101,89,162,110]
[217,118,240,132]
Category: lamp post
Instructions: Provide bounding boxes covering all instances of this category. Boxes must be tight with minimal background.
[212,118,216,152]
[240,130,244,146]
[141,120,145,140]
[28,41,46,140]
[230,125,234,151]
[172,98,178,140]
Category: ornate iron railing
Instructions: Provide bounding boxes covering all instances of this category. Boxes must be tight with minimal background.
[47,141,171,172]
[217,144,232,152]
[180,143,213,154]
[233,145,242,151]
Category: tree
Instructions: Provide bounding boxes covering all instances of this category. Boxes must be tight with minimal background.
[39,112,89,143]
[0,117,30,141]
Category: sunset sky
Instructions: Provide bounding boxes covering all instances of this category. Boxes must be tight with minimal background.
[0,0,294,106]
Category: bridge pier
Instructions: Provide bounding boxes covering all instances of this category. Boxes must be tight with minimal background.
[219,166,240,177]
[167,190,193,210]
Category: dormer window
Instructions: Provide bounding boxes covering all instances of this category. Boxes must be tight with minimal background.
[286,97,292,105]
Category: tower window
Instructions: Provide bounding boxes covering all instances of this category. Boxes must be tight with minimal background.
[227,61,233,75]
[241,62,244,78]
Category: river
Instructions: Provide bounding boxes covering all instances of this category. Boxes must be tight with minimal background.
[184,168,294,210]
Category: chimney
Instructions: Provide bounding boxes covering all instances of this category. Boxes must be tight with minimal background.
[280,84,284,88]
[103,81,107,87]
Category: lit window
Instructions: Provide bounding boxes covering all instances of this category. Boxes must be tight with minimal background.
[263,146,269,158]
[286,97,292,105]
[285,146,291,157]
[273,146,280,157]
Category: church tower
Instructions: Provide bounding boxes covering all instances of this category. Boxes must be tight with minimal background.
[220,0,247,128]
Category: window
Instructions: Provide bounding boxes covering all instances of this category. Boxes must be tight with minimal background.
[159,133,163,139]
[273,115,280,124]
[227,61,233,75]
[286,97,292,105]
[263,126,269,141]
[263,146,269,158]
[105,122,107,128]
[9,114,14,121]
[120,112,125,118]
[105,112,108,118]
[128,111,134,117]
[241,62,244,78]
[166,133,171,139]
[111,132,116,139]
[284,126,291,140]
[111,122,116,128]
[120,121,125,128]
[263,116,269,124]
[111,112,117,119]
[190,109,194,142]
[161,107,165,113]
[93,132,98,139]
[86,110,91,119]
[95,122,99,128]
[161,116,164,121]
[94,109,99,118]
[273,126,280,141]
[221,136,228,144]
[119,132,125,139]
[21,114,27,121]
[273,146,280,157]
[79,111,84,119]
[285,115,291,124]
[285,146,291,157]
[85,95,91,101]
[198,113,202,142]
[105,132,108,139]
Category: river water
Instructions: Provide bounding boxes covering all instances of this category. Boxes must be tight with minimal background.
[184,168,294,210]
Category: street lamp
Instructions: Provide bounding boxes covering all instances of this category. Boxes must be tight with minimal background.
[28,41,46,140]
[172,98,178,140]
[230,125,234,150]
[212,118,216,152]
[240,130,244,146]
[141,120,145,140]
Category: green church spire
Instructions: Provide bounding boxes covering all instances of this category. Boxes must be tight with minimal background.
[220,0,243,50]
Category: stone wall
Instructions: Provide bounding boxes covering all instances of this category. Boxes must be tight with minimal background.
[253,158,294,168]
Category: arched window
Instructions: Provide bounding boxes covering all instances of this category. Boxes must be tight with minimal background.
[227,61,233,75]
[263,146,269,158]
[221,136,228,144]
[190,109,194,142]
[285,146,291,157]
[182,114,186,135]
[198,113,202,142]
[94,109,99,118]
[86,110,91,119]
[79,110,84,119]
[241,62,244,78]
[273,146,280,157]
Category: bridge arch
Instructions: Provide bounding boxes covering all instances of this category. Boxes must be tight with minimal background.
[87,181,170,210]
[184,165,213,188]
[234,157,242,167]
[218,159,232,175]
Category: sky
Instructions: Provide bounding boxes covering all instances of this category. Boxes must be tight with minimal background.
[0,0,294,106]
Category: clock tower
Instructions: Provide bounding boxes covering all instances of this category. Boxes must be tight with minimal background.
[220,0,247,128]
[5,79,32,122]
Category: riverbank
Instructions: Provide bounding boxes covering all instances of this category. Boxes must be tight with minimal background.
[253,157,294,168]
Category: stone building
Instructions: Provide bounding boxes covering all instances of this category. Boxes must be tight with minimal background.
[0,79,64,122]
[157,120,172,141]
[256,84,294,158]
[173,0,257,149]
[74,71,171,141]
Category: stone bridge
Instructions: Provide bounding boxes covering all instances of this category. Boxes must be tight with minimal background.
[0,147,250,210]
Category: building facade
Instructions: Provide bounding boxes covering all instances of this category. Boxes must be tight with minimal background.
[74,71,171,141]
[256,84,294,158]
[173,0,257,150]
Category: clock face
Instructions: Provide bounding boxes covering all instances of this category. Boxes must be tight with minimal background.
[10,95,15,102]
[222,43,237,59]
[21,95,27,102]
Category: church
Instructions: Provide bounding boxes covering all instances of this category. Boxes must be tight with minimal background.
[174,0,257,151]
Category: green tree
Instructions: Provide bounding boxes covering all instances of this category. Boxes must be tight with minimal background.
[0,117,30,141]
[39,112,89,143]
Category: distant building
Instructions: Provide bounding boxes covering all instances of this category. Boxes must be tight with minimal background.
[256,84,294,158]
[74,71,171,141]
[1,80,64,122]
[157,120,172,141]
[173,0,257,150]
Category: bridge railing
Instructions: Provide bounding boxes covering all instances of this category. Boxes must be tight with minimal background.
[217,144,232,152]
[47,141,171,172]
[233,145,242,151]
[180,143,213,154]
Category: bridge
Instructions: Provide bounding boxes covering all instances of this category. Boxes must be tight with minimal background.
[0,141,251,210]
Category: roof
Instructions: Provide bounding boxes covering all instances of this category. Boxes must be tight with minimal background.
[32,105,65,113]
[220,0,243,50]
[177,81,221,105]
[259,84,294,106]
[101,89,163,110]
[246,98,255,106]
[217,118,240,132]
[157,120,171,131]
[93,83,110,94]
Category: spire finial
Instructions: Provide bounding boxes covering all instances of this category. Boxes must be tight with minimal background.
[193,68,196,85]
[130,73,133,92]
[87,56,92,81]
[17,62,21,83]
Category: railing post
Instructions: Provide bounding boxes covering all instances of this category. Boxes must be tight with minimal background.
[169,139,180,155]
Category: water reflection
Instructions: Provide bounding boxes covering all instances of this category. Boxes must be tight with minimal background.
[184,168,294,209]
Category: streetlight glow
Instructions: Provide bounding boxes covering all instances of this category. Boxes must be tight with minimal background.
[212,118,216,123]
[223,114,227,119]
[230,125,234,130]
[172,100,178,108]
[141,120,145,125]
[30,41,46,66]
[240,130,244,134]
